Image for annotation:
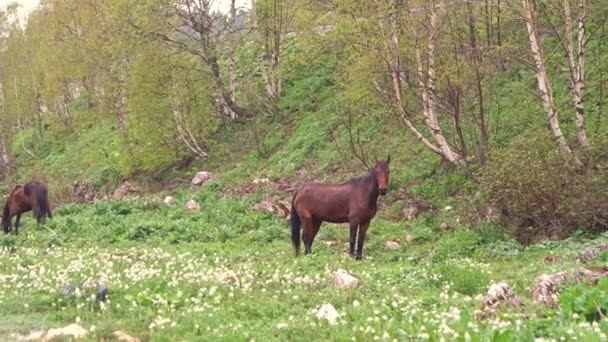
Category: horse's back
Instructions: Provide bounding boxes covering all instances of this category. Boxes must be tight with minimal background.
[293,182,352,223]
[23,181,47,196]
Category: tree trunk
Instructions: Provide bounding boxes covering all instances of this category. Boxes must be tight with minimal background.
[522,0,581,164]
[0,139,13,177]
[563,0,589,149]
[171,107,209,159]
[384,0,443,157]
[227,0,238,103]
[418,3,464,165]
[114,88,128,135]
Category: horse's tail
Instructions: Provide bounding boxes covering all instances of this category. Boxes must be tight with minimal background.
[36,186,52,221]
[2,201,10,233]
[290,193,301,256]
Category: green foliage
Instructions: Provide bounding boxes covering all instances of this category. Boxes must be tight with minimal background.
[435,229,480,259]
[480,132,608,239]
[560,278,608,322]
[437,264,490,296]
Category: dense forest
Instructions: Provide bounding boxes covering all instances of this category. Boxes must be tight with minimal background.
[0,0,608,241]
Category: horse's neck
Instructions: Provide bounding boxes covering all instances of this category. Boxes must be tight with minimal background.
[362,172,379,207]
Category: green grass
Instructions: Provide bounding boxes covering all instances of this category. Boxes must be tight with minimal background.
[1,185,608,341]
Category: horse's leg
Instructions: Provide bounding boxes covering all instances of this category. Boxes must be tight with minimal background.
[15,214,21,235]
[35,208,42,226]
[301,214,315,255]
[309,218,322,252]
[355,221,370,260]
[348,220,360,257]
[3,216,10,234]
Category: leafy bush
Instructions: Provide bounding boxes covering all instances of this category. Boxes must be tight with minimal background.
[560,277,608,322]
[480,133,608,242]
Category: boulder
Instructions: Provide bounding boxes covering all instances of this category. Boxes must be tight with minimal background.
[402,196,432,220]
[113,330,140,342]
[43,324,87,341]
[113,181,138,199]
[192,171,213,186]
[332,269,360,289]
[72,180,97,203]
[384,240,401,250]
[10,329,44,341]
[530,272,569,308]
[475,282,523,320]
[322,240,339,247]
[214,270,239,285]
[185,200,200,212]
[578,244,608,263]
[315,304,340,325]
[250,200,290,218]
[575,266,608,285]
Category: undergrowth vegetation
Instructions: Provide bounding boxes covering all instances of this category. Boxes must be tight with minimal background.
[1,184,608,341]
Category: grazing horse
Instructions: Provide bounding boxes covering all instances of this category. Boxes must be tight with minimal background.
[2,181,53,234]
[290,156,390,260]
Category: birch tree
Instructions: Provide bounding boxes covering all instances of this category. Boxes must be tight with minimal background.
[127,0,251,122]
[251,0,297,101]
[521,0,581,165]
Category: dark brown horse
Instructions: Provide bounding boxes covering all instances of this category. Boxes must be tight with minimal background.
[2,181,53,234]
[290,156,390,260]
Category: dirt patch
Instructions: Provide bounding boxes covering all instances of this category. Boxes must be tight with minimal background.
[223,177,296,198]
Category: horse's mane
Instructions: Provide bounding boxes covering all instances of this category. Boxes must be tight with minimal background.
[345,168,376,185]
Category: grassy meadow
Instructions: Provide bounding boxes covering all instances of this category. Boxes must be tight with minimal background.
[1,184,608,341]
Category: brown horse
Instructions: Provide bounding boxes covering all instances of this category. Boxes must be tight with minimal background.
[290,156,390,260]
[2,181,53,234]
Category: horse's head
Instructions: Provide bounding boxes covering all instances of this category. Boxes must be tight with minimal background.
[374,155,390,196]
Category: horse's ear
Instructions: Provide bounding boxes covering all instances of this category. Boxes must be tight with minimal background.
[387,154,391,164]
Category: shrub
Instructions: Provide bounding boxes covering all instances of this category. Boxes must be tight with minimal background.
[560,277,608,322]
[480,133,608,243]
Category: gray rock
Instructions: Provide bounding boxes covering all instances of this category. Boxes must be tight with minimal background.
[192,171,213,186]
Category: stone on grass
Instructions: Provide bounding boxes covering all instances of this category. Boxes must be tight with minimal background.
[113,181,138,199]
[578,244,608,263]
[332,269,359,289]
[402,196,431,220]
[322,240,338,247]
[250,200,290,218]
[10,329,44,341]
[185,200,200,211]
[43,324,87,341]
[163,196,175,205]
[214,270,239,285]
[576,266,608,285]
[192,171,213,186]
[475,282,523,320]
[384,240,400,250]
[530,272,569,308]
[315,303,340,325]
[113,330,140,342]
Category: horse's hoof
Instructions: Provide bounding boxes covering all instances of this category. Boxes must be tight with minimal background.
[355,255,363,260]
